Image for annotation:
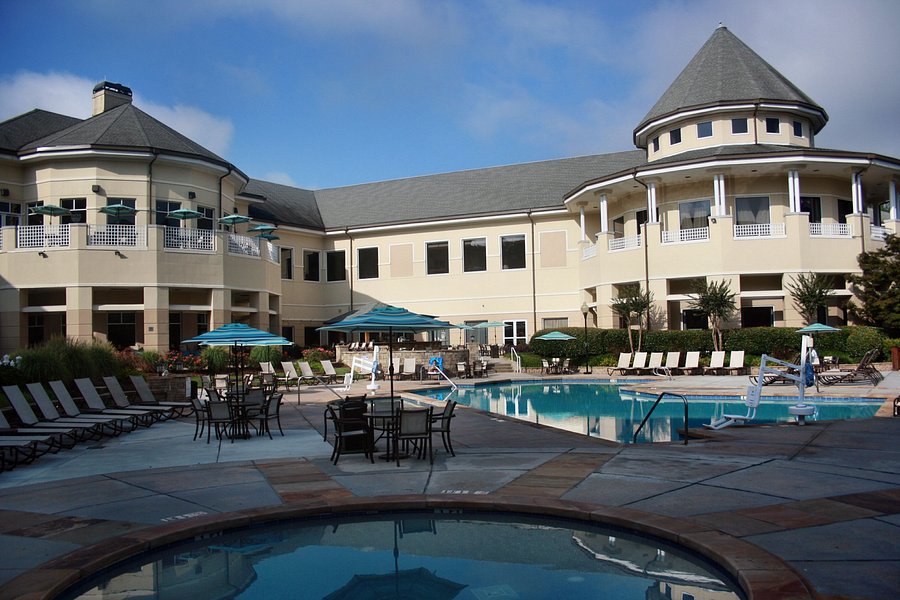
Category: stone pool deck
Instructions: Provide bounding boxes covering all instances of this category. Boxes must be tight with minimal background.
[0,371,898,599]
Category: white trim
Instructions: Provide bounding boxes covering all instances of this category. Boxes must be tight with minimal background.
[326,208,566,236]
[169,304,211,311]
[92,303,145,311]
[635,103,757,138]
[21,305,67,313]
[737,291,784,299]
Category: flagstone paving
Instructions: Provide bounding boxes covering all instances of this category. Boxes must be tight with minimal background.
[0,370,897,599]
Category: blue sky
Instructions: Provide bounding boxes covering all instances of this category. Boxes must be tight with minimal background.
[2,0,899,190]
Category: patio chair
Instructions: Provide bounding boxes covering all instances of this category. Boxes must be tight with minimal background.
[73,378,168,425]
[817,349,883,386]
[26,382,128,436]
[607,353,632,376]
[257,392,284,439]
[400,358,418,380]
[620,352,648,376]
[297,361,320,385]
[280,361,301,389]
[703,351,727,375]
[0,392,79,450]
[395,406,433,466]
[49,380,149,430]
[456,362,470,378]
[643,352,664,375]
[190,396,208,441]
[259,361,276,374]
[561,358,572,374]
[2,385,97,444]
[722,351,747,375]
[125,375,193,417]
[541,359,551,375]
[326,401,373,464]
[673,351,702,375]
[0,435,54,471]
[705,386,762,429]
[658,352,680,378]
[430,400,457,457]
[206,400,234,443]
[97,377,176,421]
[321,359,339,384]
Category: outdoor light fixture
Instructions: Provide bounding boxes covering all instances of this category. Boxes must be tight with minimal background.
[114,250,125,258]
[38,251,48,258]
[710,217,717,224]
[188,191,196,199]
[581,302,592,374]
[92,184,101,193]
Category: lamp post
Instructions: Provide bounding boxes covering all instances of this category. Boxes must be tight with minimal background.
[581,302,592,374]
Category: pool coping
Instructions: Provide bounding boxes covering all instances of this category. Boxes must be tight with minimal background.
[5,495,812,600]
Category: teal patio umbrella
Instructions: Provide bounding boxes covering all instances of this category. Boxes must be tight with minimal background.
[183,323,291,385]
[535,331,577,341]
[218,214,252,226]
[319,305,458,401]
[29,204,70,224]
[248,223,277,233]
[474,320,505,345]
[257,232,280,241]
[98,203,137,218]
[167,208,204,220]
[796,323,841,334]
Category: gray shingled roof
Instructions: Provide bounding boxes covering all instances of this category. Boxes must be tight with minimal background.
[20,103,238,172]
[0,109,81,154]
[243,180,323,230]
[635,26,827,140]
[309,151,645,230]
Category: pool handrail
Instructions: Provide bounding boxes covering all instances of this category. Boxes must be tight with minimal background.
[632,392,689,445]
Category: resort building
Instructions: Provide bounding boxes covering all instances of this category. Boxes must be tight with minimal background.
[0,25,897,354]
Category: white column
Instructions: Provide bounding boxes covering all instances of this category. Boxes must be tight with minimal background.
[579,203,586,242]
[788,170,801,212]
[713,174,726,216]
[889,180,898,221]
[851,172,864,213]
[599,194,608,233]
[647,183,657,222]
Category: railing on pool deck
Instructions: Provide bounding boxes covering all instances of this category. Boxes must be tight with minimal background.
[632,392,689,445]
[508,346,521,373]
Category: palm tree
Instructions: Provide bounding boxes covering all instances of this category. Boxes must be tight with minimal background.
[786,272,834,326]
[610,286,654,352]
[688,279,736,351]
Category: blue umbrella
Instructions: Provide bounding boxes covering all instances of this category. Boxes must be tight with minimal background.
[319,305,457,400]
[183,323,290,385]
[535,331,577,341]
[796,323,841,333]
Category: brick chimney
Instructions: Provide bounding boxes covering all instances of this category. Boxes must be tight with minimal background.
[92,81,133,116]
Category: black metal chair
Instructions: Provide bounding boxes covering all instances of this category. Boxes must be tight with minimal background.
[430,400,457,457]
[190,396,208,441]
[257,392,284,439]
[206,400,233,443]
[395,406,433,466]
[326,403,373,464]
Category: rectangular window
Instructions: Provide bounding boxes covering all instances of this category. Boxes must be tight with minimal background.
[156,200,181,227]
[501,234,526,270]
[837,199,853,223]
[792,120,803,137]
[504,320,527,346]
[741,306,774,328]
[196,206,214,230]
[326,250,346,282]
[612,216,625,239]
[679,199,711,229]
[697,121,712,138]
[682,309,708,330]
[800,196,822,223]
[108,312,136,349]
[462,237,486,272]
[358,247,379,279]
[652,136,659,152]
[636,209,649,226]
[735,196,770,225]
[426,241,449,275]
[106,198,135,225]
[0,201,22,226]
[26,201,44,225]
[765,117,780,134]
[197,313,208,335]
[281,326,294,343]
[731,118,748,134]
[669,128,681,145]
[542,318,568,329]
[303,250,320,281]
[280,247,293,279]
[60,197,86,224]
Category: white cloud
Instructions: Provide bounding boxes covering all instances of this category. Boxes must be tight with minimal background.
[136,97,234,158]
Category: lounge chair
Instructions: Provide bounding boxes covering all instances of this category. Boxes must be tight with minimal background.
[99,376,177,420]
[279,361,301,389]
[320,359,339,384]
[73,378,168,425]
[658,352,680,378]
[125,375,193,417]
[643,352,664,375]
[2,385,98,444]
[400,358,418,380]
[673,351,702,375]
[297,361,320,385]
[0,394,77,451]
[705,386,762,429]
[26,382,129,436]
[817,349,883,386]
[607,353,632,376]
[749,353,799,386]
[50,380,150,429]
[621,351,648,376]
[703,351,727,375]
[259,361,276,374]
[722,350,747,375]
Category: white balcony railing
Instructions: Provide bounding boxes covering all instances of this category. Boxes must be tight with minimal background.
[163,226,215,251]
[266,241,280,263]
[733,223,785,238]
[227,233,260,257]
[608,234,641,251]
[809,222,851,237]
[661,226,709,244]
[87,224,147,247]
[16,224,70,248]
[871,226,889,242]
[581,244,598,260]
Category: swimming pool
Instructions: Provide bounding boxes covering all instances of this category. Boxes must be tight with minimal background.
[416,381,882,443]
[62,510,742,599]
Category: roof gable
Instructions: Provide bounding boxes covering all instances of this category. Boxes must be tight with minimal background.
[0,109,82,153]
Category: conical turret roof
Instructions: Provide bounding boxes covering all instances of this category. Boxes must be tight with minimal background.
[634,25,827,145]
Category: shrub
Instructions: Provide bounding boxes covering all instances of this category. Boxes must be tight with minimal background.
[250,345,283,367]
[844,326,885,361]
[302,347,334,363]
[201,346,230,373]
[14,337,124,382]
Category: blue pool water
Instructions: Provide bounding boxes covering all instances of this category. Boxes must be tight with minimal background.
[63,511,742,599]
[416,381,882,443]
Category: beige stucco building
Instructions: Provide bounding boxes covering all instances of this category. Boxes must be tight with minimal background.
[1,26,897,355]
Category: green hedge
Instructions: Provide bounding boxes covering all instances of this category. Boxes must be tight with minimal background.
[529,326,887,363]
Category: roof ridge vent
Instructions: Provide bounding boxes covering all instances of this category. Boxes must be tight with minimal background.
[92,81,133,116]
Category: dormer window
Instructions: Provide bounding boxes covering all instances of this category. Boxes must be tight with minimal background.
[652,136,660,152]
[731,118,748,134]
[697,121,712,138]
[792,120,803,137]
[669,128,682,145]
[765,117,780,134]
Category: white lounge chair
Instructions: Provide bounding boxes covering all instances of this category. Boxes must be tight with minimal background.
[400,357,417,380]
[722,350,747,375]
[644,352,663,375]
[674,351,702,375]
[621,352,648,375]
[705,386,761,429]
[280,361,301,389]
[297,361,320,384]
[607,353,632,376]
[704,351,727,375]
[320,359,339,384]
[259,361,276,374]
[658,352,680,378]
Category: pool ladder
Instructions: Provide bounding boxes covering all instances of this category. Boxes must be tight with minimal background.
[632,392,689,445]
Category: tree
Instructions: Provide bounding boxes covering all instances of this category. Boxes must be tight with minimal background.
[786,272,834,325]
[688,279,737,351]
[848,234,900,336]
[610,286,654,352]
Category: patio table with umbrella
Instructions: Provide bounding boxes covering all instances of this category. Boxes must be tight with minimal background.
[535,331,577,373]
[98,203,137,219]
[218,214,252,227]
[29,204,72,246]
[796,323,841,369]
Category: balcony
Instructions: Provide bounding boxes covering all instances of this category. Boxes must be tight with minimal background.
[661,226,709,244]
[87,224,148,247]
[16,224,70,249]
[809,222,851,238]
[163,226,215,252]
[227,233,260,257]
[733,223,785,238]
[608,234,642,251]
